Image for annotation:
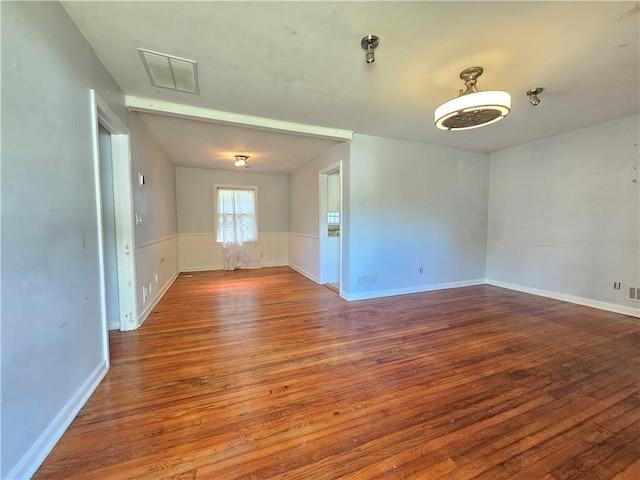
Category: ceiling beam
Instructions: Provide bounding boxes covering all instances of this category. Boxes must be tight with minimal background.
[125,96,353,141]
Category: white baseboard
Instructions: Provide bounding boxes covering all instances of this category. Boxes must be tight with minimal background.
[138,270,179,327]
[5,360,109,480]
[180,261,287,273]
[288,262,320,284]
[486,279,640,318]
[180,265,223,273]
[107,319,119,330]
[343,279,486,302]
[260,261,288,268]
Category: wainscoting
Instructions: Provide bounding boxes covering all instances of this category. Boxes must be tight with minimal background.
[287,232,320,283]
[135,235,179,327]
[178,232,288,272]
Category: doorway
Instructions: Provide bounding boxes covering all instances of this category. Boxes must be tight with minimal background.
[98,125,120,330]
[319,162,342,294]
[90,91,138,343]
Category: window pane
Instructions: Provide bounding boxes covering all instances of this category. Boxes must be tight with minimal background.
[216,187,258,243]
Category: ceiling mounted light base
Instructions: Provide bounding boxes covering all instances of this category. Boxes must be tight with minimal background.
[526,87,544,105]
[361,35,379,64]
[459,66,484,86]
[435,66,511,131]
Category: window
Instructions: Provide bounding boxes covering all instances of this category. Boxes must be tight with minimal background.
[215,185,258,243]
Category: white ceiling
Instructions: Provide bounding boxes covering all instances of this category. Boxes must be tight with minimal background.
[63,1,639,173]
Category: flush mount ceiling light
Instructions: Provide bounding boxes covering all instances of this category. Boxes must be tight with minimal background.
[138,48,199,94]
[526,87,544,105]
[234,155,249,167]
[435,66,511,131]
[361,35,380,64]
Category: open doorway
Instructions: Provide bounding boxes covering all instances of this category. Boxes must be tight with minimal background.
[90,91,138,341]
[319,162,342,294]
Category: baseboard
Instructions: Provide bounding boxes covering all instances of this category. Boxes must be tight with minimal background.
[180,265,224,273]
[5,360,109,480]
[180,262,287,273]
[343,279,486,302]
[288,263,320,284]
[486,279,640,318]
[138,270,179,327]
[107,319,119,330]
[260,261,288,268]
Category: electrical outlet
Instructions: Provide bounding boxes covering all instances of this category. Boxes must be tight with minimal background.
[419,267,424,274]
[614,281,621,290]
[155,274,159,283]
[142,285,147,302]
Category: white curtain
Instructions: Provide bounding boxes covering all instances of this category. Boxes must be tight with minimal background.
[217,188,261,271]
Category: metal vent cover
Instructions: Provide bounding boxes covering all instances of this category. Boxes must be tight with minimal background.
[138,48,199,95]
[357,275,379,286]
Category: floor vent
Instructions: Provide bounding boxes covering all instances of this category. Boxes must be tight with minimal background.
[358,275,378,286]
[628,287,640,301]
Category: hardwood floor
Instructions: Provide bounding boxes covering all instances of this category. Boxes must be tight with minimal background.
[35,267,640,479]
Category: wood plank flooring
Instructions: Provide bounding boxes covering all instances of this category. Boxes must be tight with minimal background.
[35,267,640,479]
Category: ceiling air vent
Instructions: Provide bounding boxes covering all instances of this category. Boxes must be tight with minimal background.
[137,48,199,95]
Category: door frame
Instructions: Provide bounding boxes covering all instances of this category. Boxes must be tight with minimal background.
[318,161,342,288]
[90,90,138,342]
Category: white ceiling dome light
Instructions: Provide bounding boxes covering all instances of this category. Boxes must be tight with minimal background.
[435,67,511,131]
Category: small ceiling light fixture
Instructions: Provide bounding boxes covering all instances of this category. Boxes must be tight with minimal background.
[234,155,249,167]
[435,66,511,131]
[361,35,380,64]
[526,87,544,106]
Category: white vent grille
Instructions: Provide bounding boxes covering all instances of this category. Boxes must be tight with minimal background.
[138,49,199,95]
[357,275,378,286]
[628,287,640,301]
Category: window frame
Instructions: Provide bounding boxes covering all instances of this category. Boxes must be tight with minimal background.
[214,184,259,244]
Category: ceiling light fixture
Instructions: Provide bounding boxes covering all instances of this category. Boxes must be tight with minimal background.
[435,66,511,131]
[361,35,379,64]
[526,87,544,106]
[234,155,249,167]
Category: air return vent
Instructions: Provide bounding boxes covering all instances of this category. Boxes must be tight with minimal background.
[138,48,199,94]
[628,287,640,301]
[357,275,378,286]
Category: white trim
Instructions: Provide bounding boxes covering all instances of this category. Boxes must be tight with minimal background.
[318,162,342,286]
[288,232,319,240]
[177,232,288,238]
[89,92,110,368]
[486,279,640,318]
[107,319,119,330]
[181,265,223,273]
[343,279,486,302]
[5,361,108,480]
[125,96,353,141]
[288,263,321,284]
[135,233,178,249]
[138,270,180,327]
[92,90,139,332]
